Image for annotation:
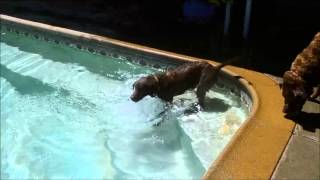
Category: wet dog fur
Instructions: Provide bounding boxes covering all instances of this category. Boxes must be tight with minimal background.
[130,61,228,108]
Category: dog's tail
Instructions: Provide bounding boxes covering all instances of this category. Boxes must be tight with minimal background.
[214,56,242,70]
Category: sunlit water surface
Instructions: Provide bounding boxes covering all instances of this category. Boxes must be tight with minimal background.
[1,30,248,179]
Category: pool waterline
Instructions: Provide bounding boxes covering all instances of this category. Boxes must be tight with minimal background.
[0,13,262,179]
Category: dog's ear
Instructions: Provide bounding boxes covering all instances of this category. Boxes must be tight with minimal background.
[283,71,295,84]
[132,82,136,90]
[279,82,283,89]
[284,71,305,84]
[166,66,174,71]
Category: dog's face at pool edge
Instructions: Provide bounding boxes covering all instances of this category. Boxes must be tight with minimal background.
[130,76,158,102]
[282,71,310,116]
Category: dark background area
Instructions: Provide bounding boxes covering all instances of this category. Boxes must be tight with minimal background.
[1,0,319,76]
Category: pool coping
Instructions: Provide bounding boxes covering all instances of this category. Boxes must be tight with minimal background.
[0,14,295,180]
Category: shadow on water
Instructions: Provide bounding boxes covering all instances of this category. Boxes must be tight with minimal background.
[286,112,320,132]
[203,97,230,112]
[0,64,56,95]
[180,97,230,115]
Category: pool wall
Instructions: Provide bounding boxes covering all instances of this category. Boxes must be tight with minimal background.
[0,14,295,180]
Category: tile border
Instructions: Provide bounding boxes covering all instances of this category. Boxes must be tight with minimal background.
[0,14,255,113]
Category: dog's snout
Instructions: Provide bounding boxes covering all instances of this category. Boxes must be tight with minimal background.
[130,91,142,102]
[130,95,138,102]
[283,103,301,118]
[282,104,289,113]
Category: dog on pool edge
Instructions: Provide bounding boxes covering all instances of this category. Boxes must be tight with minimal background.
[281,32,320,117]
[130,60,235,108]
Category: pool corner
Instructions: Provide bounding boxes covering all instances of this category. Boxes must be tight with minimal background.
[203,66,295,180]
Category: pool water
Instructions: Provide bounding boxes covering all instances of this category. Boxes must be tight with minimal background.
[1,29,247,179]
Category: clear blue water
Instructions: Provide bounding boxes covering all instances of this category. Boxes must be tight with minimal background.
[1,29,247,179]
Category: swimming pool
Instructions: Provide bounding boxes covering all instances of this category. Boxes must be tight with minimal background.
[1,15,252,179]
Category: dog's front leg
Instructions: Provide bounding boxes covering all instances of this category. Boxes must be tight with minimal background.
[196,87,206,108]
[196,66,218,109]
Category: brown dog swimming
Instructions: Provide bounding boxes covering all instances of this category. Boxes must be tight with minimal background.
[130,61,229,108]
[281,32,320,116]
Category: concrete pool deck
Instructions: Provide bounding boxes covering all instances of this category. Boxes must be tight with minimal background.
[1,14,319,180]
[269,76,320,180]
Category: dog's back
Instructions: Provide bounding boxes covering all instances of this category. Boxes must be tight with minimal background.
[290,32,320,85]
[155,62,210,99]
[164,62,209,84]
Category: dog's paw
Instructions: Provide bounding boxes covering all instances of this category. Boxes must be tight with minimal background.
[153,121,163,127]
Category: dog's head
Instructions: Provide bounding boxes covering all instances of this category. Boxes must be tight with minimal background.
[281,71,310,116]
[130,75,159,102]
